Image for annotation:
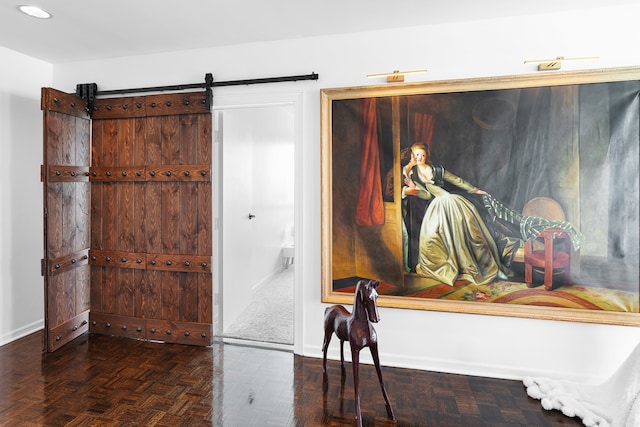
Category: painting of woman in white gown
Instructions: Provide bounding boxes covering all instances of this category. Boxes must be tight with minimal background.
[403,143,506,286]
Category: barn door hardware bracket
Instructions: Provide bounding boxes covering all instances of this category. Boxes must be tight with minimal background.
[74,72,319,113]
[75,82,98,115]
[205,72,213,110]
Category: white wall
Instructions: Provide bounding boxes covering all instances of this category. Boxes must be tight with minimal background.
[4,4,640,381]
[0,46,52,345]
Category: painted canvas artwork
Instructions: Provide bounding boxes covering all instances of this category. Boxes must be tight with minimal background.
[321,69,640,325]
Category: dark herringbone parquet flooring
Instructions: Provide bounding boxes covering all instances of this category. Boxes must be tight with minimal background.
[0,332,583,426]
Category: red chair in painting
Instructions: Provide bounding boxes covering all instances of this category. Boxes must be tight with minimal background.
[522,197,572,291]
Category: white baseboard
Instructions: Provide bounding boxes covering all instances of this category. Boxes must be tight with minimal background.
[0,319,43,347]
[302,343,604,384]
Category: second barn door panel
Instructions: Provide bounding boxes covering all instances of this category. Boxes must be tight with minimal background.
[41,87,92,352]
[88,92,212,346]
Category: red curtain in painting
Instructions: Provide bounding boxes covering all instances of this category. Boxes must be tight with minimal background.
[414,112,435,149]
[355,98,384,226]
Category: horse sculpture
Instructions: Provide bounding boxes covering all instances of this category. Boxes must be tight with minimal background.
[322,279,395,427]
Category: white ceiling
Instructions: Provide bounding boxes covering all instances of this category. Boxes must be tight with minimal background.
[0,0,634,64]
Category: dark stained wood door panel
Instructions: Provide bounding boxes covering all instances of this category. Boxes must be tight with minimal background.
[41,88,92,352]
[42,88,213,351]
[89,92,212,346]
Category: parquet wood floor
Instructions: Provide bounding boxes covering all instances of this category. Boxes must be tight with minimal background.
[0,332,583,426]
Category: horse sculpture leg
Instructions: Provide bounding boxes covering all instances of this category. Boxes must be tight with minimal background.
[323,305,350,381]
[322,326,332,382]
[351,346,363,427]
[370,343,396,420]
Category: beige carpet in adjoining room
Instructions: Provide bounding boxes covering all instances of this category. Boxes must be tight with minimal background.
[224,268,294,345]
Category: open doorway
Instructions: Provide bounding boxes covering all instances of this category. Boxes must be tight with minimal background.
[213,101,296,348]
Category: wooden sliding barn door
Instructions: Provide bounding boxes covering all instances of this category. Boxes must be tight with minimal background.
[41,88,92,352]
[42,87,213,351]
[88,91,213,346]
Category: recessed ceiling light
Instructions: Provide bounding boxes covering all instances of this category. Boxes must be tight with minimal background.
[18,5,52,19]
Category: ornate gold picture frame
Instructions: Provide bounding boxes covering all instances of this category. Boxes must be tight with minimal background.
[321,67,640,326]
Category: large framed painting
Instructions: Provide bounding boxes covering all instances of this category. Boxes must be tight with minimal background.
[321,67,640,326]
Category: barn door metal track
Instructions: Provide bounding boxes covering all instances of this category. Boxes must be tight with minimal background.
[75,72,319,115]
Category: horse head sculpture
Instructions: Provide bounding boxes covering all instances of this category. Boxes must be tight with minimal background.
[356,279,380,324]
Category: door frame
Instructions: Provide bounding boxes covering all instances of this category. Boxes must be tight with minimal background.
[212,91,303,352]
